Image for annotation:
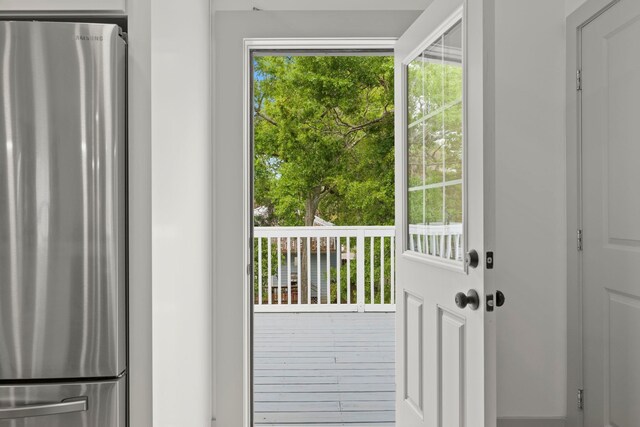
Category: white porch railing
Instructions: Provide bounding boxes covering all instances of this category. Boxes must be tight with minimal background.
[408,223,464,261]
[253,226,395,313]
[253,224,464,313]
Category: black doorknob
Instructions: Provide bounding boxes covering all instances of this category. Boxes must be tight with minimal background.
[496,290,505,307]
[455,289,479,310]
[465,249,479,269]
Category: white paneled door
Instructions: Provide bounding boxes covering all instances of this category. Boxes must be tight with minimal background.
[394,0,496,427]
[581,1,640,425]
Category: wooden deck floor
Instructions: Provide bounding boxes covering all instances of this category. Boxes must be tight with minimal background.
[254,312,395,426]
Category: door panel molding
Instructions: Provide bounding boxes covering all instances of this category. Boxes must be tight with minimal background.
[404,291,424,418]
[438,308,465,427]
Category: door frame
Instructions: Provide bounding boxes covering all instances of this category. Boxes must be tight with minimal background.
[242,37,397,427]
[566,1,620,426]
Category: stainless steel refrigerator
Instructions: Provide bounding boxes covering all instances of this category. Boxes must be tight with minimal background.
[0,21,127,426]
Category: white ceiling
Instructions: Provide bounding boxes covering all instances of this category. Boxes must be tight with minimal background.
[212,0,429,11]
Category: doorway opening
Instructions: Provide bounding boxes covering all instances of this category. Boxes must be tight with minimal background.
[249,47,397,426]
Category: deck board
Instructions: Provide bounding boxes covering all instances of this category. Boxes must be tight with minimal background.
[254,312,395,426]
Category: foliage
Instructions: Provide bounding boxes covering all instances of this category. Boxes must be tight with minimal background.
[406,34,464,226]
[253,55,395,227]
[329,237,394,304]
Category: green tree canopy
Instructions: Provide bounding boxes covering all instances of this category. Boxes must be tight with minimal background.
[253,55,395,227]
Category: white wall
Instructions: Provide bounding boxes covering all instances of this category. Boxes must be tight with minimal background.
[127,1,153,425]
[150,1,212,426]
[494,0,567,419]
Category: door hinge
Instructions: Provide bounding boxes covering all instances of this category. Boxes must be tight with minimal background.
[578,388,584,410]
[247,263,252,276]
[577,69,582,91]
[577,229,583,251]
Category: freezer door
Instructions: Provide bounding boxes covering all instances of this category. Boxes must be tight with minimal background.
[0,377,125,426]
[0,22,126,379]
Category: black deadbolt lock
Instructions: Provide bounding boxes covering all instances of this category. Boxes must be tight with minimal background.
[496,290,505,307]
[486,290,506,312]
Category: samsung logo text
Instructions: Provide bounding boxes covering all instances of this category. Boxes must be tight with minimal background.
[75,35,103,42]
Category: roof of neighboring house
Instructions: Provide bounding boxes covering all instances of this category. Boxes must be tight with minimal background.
[280,236,338,254]
[254,210,345,254]
[254,207,334,228]
[313,216,335,226]
[254,206,270,218]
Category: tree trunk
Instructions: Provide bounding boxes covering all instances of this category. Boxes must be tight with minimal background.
[300,191,321,304]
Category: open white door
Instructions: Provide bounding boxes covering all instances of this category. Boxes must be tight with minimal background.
[394,0,496,426]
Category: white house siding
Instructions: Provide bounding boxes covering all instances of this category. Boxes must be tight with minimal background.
[276,252,340,299]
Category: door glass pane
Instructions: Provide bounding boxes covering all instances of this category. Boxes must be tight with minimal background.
[406,19,463,263]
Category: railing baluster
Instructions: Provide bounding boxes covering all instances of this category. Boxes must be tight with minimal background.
[267,237,272,305]
[370,236,374,306]
[277,237,282,304]
[347,236,351,305]
[425,233,429,255]
[356,230,365,311]
[258,237,262,305]
[454,234,458,260]
[337,237,341,305]
[380,236,385,305]
[287,237,291,304]
[297,237,301,305]
[431,234,436,256]
[391,235,395,304]
[317,237,321,304]
[307,237,311,305]
[326,236,330,305]
[406,225,463,261]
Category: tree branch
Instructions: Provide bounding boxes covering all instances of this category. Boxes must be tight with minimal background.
[330,107,394,136]
[344,110,393,135]
[255,111,278,127]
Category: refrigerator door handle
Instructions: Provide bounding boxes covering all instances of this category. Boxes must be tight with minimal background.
[0,396,88,419]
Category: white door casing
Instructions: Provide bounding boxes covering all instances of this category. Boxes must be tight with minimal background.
[580,0,640,425]
[394,0,496,426]
[212,10,422,426]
